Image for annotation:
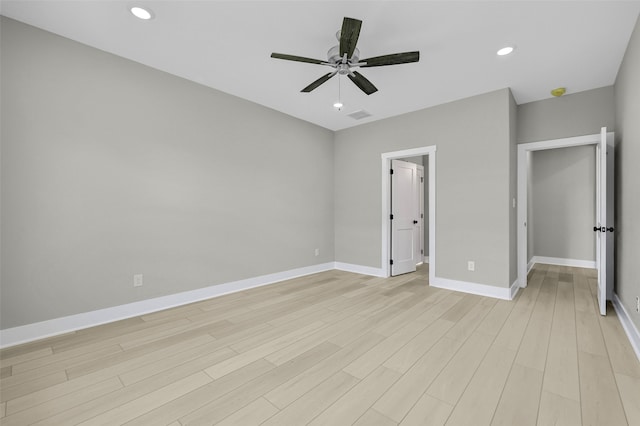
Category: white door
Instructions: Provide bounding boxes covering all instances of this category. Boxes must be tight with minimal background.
[596,127,615,316]
[415,165,425,264]
[391,160,418,276]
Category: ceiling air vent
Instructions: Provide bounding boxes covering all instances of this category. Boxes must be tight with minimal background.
[347,109,372,120]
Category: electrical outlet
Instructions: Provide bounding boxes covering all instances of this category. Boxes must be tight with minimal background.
[133,274,143,287]
[315,248,320,256]
[636,296,639,313]
[467,261,475,272]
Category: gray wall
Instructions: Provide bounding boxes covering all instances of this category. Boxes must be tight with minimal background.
[0,18,335,329]
[517,86,615,144]
[530,146,596,261]
[517,86,615,265]
[614,15,640,332]
[335,89,514,288]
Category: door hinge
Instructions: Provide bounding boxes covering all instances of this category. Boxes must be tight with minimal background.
[390,214,394,220]
[421,249,423,254]
[390,259,394,265]
[421,177,424,183]
[390,169,394,175]
[421,213,423,218]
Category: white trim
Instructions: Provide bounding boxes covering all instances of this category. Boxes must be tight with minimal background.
[612,293,640,362]
[527,258,536,273]
[510,279,521,299]
[381,146,436,286]
[334,262,385,277]
[517,130,614,289]
[529,256,596,269]
[423,256,429,264]
[0,262,335,349]
[431,277,513,300]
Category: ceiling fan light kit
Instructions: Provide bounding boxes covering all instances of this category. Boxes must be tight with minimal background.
[271,17,420,96]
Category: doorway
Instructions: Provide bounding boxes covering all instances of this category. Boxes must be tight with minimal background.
[517,128,614,315]
[381,146,436,284]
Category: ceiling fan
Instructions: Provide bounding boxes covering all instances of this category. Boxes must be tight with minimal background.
[271,17,420,95]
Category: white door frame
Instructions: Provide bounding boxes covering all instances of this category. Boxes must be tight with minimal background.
[517,130,613,288]
[382,146,436,284]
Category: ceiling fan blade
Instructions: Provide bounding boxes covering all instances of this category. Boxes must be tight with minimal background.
[301,71,338,92]
[348,71,378,95]
[271,53,327,65]
[360,51,420,67]
[339,17,362,59]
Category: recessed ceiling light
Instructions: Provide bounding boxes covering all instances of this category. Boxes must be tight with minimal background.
[497,46,515,56]
[130,6,153,20]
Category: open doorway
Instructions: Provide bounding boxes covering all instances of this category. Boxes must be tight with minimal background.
[517,129,614,315]
[381,146,436,284]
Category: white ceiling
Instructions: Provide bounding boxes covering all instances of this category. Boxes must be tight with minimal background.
[2,1,639,131]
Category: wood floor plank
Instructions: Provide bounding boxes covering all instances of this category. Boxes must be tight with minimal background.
[1,377,123,426]
[542,281,580,402]
[264,332,385,409]
[374,336,463,422]
[0,366,11,380]
[178,341,340,425]
[77,371,212,426]
[398,393,453,426]
[0,371,67,403]
[578,350,628,426]
[576,309,608,356]
[343,318,430,379]
[353,409,398,426]
[491,364,543,426]
[426,332,494,405]
[514,282,554,372]
[204,320,326,379]
[537,390,581,426]
[599,309,640,378]
[308,366,401,426]
[215,397,279,426]
[442,344,517,426]
[382,318,455,374]
[261,371,360,426]
[475,299,515,337]
[614,372,640,426]
[124,359,276,426]
[119,345,236,386]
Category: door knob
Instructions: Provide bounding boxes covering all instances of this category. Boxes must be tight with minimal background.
[413,220,418,224]
[594,226,603,232]
[607,227,615,232]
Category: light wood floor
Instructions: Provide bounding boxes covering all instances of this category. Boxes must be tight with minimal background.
[1,263,639,425]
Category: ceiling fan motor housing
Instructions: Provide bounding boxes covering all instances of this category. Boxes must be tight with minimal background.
[327,45,360,66]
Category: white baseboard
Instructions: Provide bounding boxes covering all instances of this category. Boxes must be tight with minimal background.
[527,259,535,273]
[423,256,429,264]
[530,256,596,269]
[431,277,513,300]
[510,279,521,300]
[0,262,335,349]
[612,293,640,362]
[333,262,385,277]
